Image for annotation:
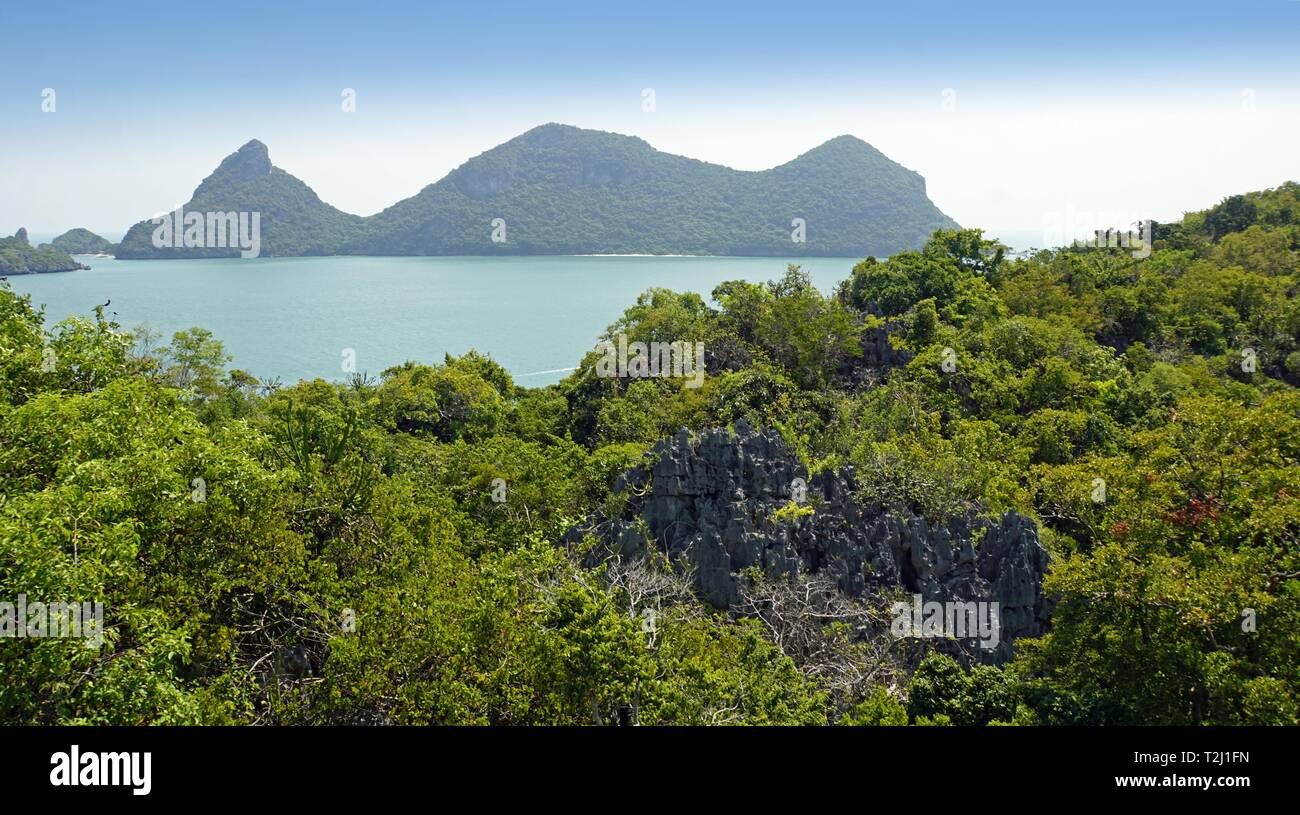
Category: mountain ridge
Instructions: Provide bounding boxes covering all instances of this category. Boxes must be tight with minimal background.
[115,124,959,259]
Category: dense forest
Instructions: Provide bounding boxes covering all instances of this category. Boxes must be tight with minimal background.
[114,124,958,260]
[2,183,1297,725]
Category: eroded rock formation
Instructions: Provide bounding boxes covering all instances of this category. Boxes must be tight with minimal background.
[574,420,1052,663]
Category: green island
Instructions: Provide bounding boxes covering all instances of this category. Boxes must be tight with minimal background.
[0,229,88,275]
[49,228,115,256]
[114,124,958,260]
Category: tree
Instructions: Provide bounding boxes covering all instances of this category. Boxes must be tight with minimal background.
[165,327,230,398]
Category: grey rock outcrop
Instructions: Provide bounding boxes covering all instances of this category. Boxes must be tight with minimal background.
[858,324,913,371]
[574,420,1051,663]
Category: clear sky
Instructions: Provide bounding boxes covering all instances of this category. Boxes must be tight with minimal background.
[2,0,1298,247]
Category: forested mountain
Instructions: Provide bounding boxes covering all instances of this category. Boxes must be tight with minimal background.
[3,183,1296,725]
[115,140,366,258]
[113,125,957,259]
[356,124,957,256]
[49,228,115,255]
[0,228,87,274]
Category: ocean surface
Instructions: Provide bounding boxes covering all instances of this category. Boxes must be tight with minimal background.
[7,255,858,387]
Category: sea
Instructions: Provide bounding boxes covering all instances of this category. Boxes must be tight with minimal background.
[8,254,859,387]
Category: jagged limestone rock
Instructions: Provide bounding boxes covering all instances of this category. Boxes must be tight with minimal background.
[574,420,1052,663]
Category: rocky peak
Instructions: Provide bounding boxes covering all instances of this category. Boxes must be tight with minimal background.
[193,139,273,197]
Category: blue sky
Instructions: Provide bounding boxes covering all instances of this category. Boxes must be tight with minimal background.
[2,0,1298,245]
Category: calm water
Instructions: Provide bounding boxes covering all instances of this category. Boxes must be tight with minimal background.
[9,255,857,387]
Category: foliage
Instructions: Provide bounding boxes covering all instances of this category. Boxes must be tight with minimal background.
[3,181,1298,725]
[0,234,86,274]
[49,228,115,255]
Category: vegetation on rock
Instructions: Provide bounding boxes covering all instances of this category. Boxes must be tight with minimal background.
[115,125,957,259]
[3,183,1297,725]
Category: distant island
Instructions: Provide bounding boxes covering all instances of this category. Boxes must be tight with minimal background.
[114,123,959,259]
[50,227,115,255]
[0,228,88,274]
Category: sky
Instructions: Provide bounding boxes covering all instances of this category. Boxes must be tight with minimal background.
[2,0,1298,248]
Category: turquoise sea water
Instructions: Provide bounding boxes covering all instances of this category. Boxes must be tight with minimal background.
[8,255,857,387]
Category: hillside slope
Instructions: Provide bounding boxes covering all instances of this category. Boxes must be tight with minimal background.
[116,125,958,259]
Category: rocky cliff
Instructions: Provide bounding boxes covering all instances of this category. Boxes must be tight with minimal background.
[573,420,1052,663]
